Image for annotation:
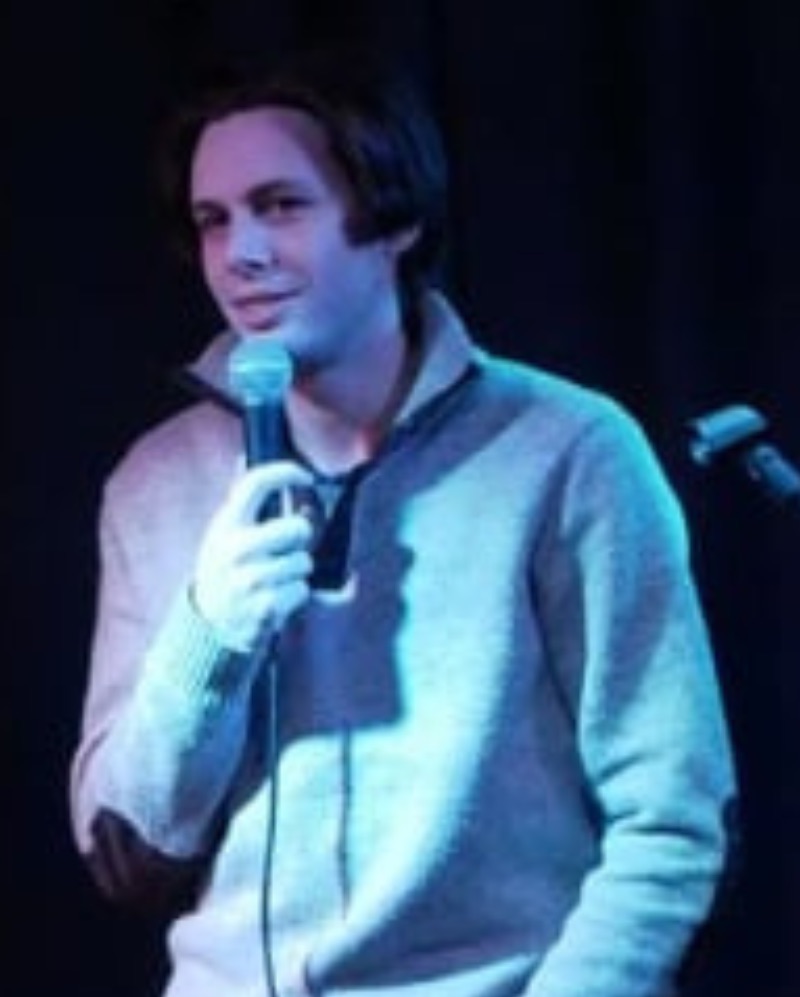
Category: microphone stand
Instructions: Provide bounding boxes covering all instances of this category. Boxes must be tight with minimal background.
[686,404,800,515]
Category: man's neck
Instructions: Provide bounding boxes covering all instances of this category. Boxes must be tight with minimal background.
[287,330,420,477]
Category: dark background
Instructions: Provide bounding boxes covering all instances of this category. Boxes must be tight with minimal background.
[6,2,800,995]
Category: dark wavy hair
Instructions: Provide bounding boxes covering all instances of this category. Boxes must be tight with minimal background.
[157,47,449,326]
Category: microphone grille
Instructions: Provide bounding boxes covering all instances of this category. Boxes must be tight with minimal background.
[227,338,293,406]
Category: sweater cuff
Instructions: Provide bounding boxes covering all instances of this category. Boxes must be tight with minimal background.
[142,587,261,711]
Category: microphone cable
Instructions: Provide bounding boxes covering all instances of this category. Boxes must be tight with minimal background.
[259,634,283,997]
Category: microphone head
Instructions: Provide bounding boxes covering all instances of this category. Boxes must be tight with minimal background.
[227,337,293,407]
[686,403,768,466]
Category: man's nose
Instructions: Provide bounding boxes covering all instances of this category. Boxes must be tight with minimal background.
[227,217,277,272]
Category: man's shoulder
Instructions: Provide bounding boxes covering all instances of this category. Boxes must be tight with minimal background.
[106,401,236,497]
[477,353,631,434]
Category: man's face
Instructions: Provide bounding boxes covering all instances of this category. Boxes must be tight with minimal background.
[190,105,406,373]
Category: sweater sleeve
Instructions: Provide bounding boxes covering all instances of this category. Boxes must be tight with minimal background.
[525,403,737,997]
[69,470,264,902]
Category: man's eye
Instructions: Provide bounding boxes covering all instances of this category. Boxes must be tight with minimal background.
[193,212,226,234]
[261,196,311,218]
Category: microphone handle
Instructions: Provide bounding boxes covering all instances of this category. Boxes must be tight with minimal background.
[743,443,800,508]
[242,402,290,521]
[243,401,282,468]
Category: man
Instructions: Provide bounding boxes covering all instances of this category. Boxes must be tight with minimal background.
[70,48,736,997]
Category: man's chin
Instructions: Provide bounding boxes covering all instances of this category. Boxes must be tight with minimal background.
[235,316,295,341]
[239,326,281,338]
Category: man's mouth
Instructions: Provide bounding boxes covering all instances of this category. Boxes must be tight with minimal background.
[231,291,299,329]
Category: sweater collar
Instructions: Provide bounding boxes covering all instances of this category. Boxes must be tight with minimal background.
[178,290,480,425]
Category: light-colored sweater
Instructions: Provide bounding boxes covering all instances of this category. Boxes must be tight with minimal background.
[70,293,736,997]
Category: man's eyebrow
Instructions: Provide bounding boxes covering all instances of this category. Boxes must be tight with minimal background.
[190,197,222,216]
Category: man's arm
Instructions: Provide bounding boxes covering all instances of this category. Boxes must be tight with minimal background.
[527,405,737,997]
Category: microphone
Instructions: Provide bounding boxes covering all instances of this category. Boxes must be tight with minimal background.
[686,403,800,509]
[227,337,293,467]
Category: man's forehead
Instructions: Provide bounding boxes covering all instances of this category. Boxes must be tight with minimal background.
[190,105,344,198]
